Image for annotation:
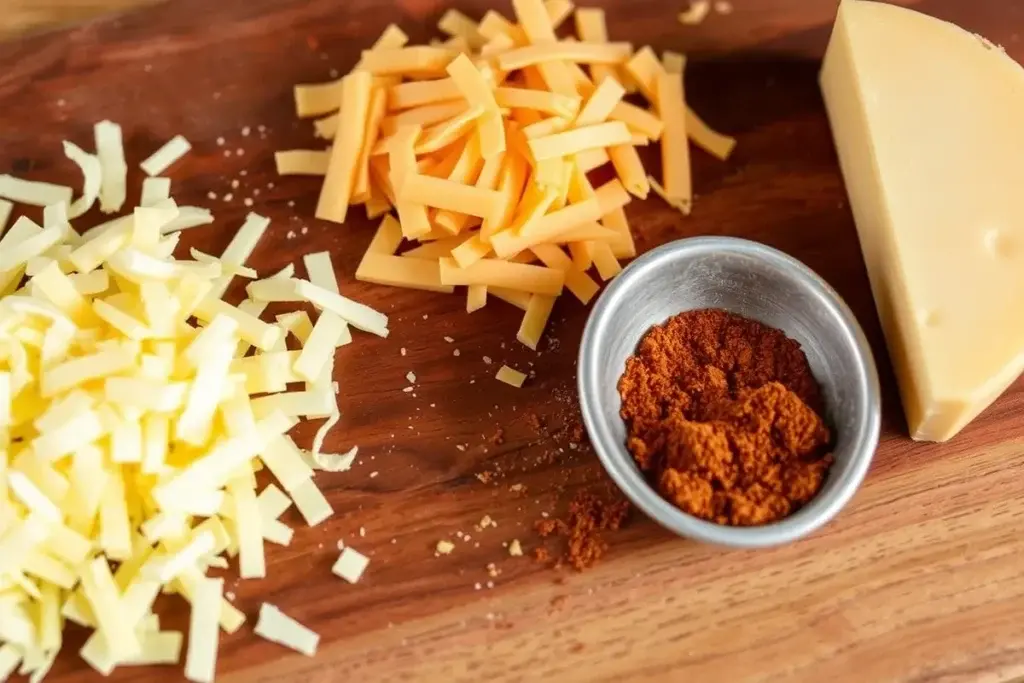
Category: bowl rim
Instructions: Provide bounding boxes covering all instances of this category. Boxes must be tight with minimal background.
[577,236,882,548]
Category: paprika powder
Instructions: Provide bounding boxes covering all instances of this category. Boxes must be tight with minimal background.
[617,308,833,526]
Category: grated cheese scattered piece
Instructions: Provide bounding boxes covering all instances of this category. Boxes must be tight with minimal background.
[332,546,370,583]
[95,120,128,213]
[496,365,527,387]
[678,0,712,25]
[254,604,320,657]
[0,175,72,207]
[140,135,192,177]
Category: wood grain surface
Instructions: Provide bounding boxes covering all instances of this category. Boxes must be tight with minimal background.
[4,0,1024,681]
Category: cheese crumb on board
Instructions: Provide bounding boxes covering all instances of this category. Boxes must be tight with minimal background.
[436,540,456,555]
[509,539,524,556]
[284,6,733,350]
[332,547,370,583]
[0,129,390,681]
[496,365,528,387]
[254,604,320,657]
[678,0,712,25]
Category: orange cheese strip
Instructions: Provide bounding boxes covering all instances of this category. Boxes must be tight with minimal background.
[294,79,341,118]
[479,33,518,59]
[275,150,329,176]
[492,197,602,256]
[624,46,665,106]
[388,78,463,110]
[663,50,686,74]
[359,47,460,76]
[356,254,454,293]
[575,148,610,172]
[567,161,595,203]
[575,8,617,86]
[446,54,506,159]
[450,234,492,268]
[389,125,432,238]
[422,140,467,179]
[591,241,622,280]
[368,155,396,204]
[491,286,532,310]
[564,60,597,97]
[657,71,692,204]
[415,105,486,155]
[497,42,633,71]
[530,243,600,304]
[595,178,632,215]
[493,87,581,117]
[402,236,464,259]
[517,294,556,350]
[481,151,528,240]
[381,101,469,136]
[434,136,485,233]
[575,76,627,126]
[466,284,488,312]
[521,117,569,140]
[609,101,664,140]
[534,157,563,188]
[316,71,372,223]
[608,144,650,199]
[352,87,389,203]
[479,11,527,44]
[601,206,636,259]
[568,241,594,270]
[510,182,558,235]
[399,174,504,218]
[528,121,631,161]
[545,0,575,28]
[437,148,504,234]
[687,107,736,161]
[511,0,577,96]
[439,257,564,295]
[552,157,574,210]
[365,214,404,255]
[554,222,620,242]
[438,9,486,49]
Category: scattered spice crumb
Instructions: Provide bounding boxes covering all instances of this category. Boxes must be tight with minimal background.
[509,539,523,557]
[216,136,225,146]
[478,515,496,529]
[286,230,296,239]
[486,581,495,589]
[453,349,461,357]
[301,226,308,235]
[370,471,379,478]
[359,527,366,538]
[224,193,234,202]
[288,200,295,207]
[550,595,568,610]
[253,188,261,196]
[486,563,501,578]
[509,483,525,493]
[535,491,631,571]
[223,150,232,157]
[476,471,494,484]
[236,147,245,156]
[534,547,551,563]
[436,540,455,555]
[491,428,505,445]
[483,356,493,365]
[444,336,454,343]
[474,582,482,590]
[244,198,254,207]
[400,347,407,356]
[241,126,251,137]
[207,191,217,200]
[456,444,465,451]
[231,179,240,189]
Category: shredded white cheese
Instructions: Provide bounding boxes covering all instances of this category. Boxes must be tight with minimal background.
[140,135,192,176]
[253,604,320,657]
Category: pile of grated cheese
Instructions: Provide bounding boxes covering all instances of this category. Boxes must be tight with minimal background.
[278,0,735,351]
[0,123,374,681]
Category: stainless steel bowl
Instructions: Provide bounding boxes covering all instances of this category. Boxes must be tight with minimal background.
[578,236,881,548]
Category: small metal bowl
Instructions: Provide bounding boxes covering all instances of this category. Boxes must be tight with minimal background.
[578,236,881,548]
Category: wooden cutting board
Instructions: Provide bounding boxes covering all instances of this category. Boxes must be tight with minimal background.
[4,0,1024,681]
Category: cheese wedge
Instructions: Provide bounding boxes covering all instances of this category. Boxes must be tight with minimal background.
[821,0,1024,441]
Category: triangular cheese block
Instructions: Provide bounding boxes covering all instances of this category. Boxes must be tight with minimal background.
[821,0,1024,441]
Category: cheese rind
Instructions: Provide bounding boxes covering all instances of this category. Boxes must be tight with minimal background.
[820,0,1024,441]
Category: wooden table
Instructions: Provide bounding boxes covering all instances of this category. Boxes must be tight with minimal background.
[3,0,1024,681]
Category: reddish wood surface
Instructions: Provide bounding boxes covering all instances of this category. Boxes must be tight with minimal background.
[4,0,1024,681]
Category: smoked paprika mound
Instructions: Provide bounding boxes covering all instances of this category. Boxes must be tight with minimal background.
[617,309,833,526]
